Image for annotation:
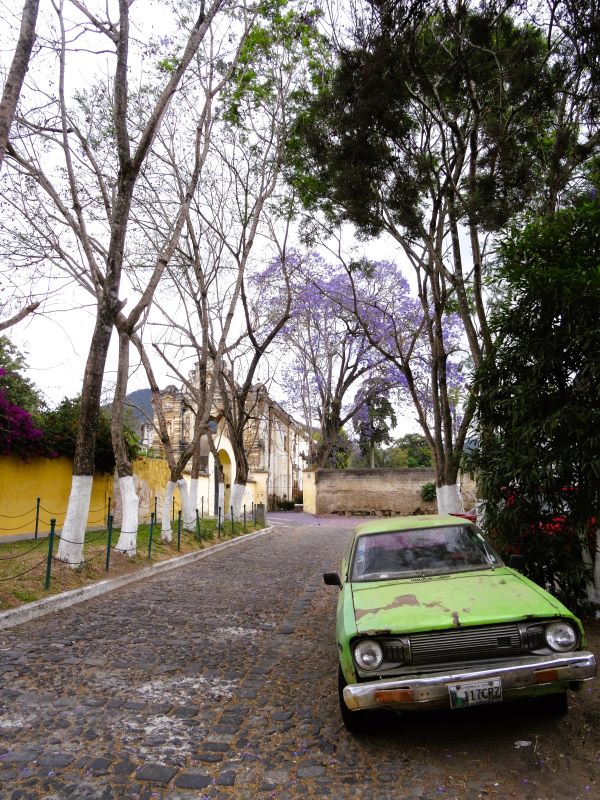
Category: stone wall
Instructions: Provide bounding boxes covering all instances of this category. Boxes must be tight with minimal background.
[303,468,476,516]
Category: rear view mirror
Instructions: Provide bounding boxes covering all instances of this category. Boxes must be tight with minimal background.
[323,572,342,589]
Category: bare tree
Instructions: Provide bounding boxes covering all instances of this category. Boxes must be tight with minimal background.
[142,117,284,538]
[109,25,252,555]
[0,0,40,170]
[0,300,40,332]
[134,6,322,532]
[216,235,296,517]
[0,0,242,564]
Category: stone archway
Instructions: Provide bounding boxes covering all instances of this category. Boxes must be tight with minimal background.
[218,448,232,516]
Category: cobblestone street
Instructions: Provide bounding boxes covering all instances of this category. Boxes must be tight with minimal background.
[1,516,599,800]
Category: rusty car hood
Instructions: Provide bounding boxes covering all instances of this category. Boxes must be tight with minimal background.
[351,568,568,634]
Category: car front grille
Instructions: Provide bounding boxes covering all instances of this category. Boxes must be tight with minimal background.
[407,623,522,665]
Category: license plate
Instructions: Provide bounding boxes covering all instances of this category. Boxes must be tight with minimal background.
[448,678,503,709]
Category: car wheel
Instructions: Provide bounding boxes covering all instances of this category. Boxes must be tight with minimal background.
[533,691,569,716]
[338,665,376,734]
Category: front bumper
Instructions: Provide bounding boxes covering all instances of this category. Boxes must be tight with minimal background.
[343,651,597,711]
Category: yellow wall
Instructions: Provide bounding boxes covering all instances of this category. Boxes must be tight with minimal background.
[126,457,172,524]
[302,469,316,514]
[252,470,268,507]
[0,453,293,538]
[0,456,112,537]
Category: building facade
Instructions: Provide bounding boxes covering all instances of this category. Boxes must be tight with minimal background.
[149,369,310,512]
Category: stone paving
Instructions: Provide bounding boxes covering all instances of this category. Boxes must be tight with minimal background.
[0,515,599,800]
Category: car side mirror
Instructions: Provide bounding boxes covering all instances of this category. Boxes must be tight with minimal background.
[323,572,342,589]
[508,554,526,571]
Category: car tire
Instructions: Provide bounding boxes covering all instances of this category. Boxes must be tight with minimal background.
[338,665,376,734]
[533,691,569,716]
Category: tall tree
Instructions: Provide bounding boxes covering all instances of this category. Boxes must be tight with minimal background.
[286,0,600,509]
[275,253,392,468]
[0,0,40,170]
[353,388,397,469]
[472,198,600,609]
[134,2,324,532]
[339,257,469,510]
[0,0,254,564]
[109,10,254,555]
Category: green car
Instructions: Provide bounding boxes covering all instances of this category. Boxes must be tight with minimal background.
[324,515,596,733]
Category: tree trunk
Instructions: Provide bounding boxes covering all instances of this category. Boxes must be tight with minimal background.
[112,331,139,555]
[114,475,139,555]
[436,483,464,515]
[57,304,115,564]
[178,477,196,531]
[189,477,199,518]
[231,481,246,518]
[0,0,40,171]
[217,480,224,520]
[161,480,177,542]
[58,476,94,566]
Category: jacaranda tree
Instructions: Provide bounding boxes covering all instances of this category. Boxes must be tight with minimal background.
[275,252,397,468]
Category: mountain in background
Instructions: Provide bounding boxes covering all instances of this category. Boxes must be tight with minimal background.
[125,388,153,436]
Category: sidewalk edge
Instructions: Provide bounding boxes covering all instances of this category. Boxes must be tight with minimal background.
[0,526,273,630]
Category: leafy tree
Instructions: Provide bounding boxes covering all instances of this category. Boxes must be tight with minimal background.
[272,252,394,468]
[0,336,41,412]
[0,369,44,459]
[385,433,433,469]
[472,198,600,610]
[353,390,397,469]
[38,397,140,475]
[0,338,43,458]
[286,0,600,510]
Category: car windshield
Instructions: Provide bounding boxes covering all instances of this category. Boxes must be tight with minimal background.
[350,524,502,581]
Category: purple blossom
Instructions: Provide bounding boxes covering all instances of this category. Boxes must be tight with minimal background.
[0,387,45,459]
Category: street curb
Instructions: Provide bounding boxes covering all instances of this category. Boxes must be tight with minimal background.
[0,526,274,631]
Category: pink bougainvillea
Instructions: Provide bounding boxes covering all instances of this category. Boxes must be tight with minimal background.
[0,368,45,458]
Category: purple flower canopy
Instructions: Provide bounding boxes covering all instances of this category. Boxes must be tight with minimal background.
[253,250,467,433]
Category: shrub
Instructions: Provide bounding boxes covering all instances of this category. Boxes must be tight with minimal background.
[420,482,436,502]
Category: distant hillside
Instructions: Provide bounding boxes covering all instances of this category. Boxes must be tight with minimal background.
[125,388,153,435]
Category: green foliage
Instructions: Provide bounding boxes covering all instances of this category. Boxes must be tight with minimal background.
[312,427,353,469]
[38,397,141,474]
[351,432,434,469]
[157,56,180,74]
[472,198,600,610]
[276,498,296,511]
[420,482,436,502]
[0,336,42,412]
[222,1,328,126]
[392,433,433,469]
[286,3,562,233]
[353,394,397,462]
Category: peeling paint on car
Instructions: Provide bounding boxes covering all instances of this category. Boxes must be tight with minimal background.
[326,515,595,722]
[351,568,568,635]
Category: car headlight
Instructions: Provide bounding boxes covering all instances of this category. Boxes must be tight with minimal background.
[353,640,384,671]
[545,621,578,652]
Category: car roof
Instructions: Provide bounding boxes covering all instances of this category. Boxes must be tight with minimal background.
[354,515,471,537]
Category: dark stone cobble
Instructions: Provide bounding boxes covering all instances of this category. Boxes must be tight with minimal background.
[0,515,599,798]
